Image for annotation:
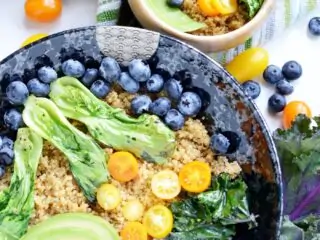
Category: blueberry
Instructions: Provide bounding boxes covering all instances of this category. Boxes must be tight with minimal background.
[177,92,202,117]
[118,72,140,93]
[149,97,171,117]
[6,81,29,105]
[263,65,284,84]
[308,17,320,36]
[3,109,24,131]
[131,95,152,115]
[146,74,164,93]
[128,59,151,82]
[164,78,183,101]
[99,57,121,83]
[62,59,85,78]
[241,80,261,99]
[0,145,14,166]
[34,54,53,70]
[220,131,241,153]
[210,133,230,154]
[84,56,100,69]
[27,78,50,97]
[282,61,302,80]
[2,136,13,149]
[0,165,5,178]
[164,109,185,131]
[23,68,37,83]
[38,66,58,83]
[167,0,184,8]
[275,80,294,95]
[268,93,286,113]
[90,80,110,99]
[81,69,98,87]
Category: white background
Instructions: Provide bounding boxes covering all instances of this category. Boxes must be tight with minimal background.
[0,1,319,132]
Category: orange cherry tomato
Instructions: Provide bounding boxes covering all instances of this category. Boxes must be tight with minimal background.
[108,151,139,182]
[282,101,312,129]
[212,0,238,15]
[178,161,211,193]
[120,222,148,240]
[25,0,62,23]
[198,0,219,17]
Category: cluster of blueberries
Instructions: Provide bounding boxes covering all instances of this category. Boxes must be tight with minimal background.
[266,61,302,113]
[240,60,302,109]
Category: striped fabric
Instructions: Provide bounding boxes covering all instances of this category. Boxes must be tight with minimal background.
[97,0,320,64]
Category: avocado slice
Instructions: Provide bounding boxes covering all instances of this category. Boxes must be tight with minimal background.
[20,213,120,240]
[145,0,206,32]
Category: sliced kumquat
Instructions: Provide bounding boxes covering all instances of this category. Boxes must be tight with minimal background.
[197,0,220,17]
[143,205,173,239]
[108,151,139,182]
[179,161,212,193]
[120,221,148,240]
[151,170,181,200]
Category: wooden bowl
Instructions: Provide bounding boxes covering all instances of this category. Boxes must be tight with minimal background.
[128,0,275,53]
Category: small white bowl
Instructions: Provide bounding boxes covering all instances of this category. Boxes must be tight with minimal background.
[128,0,275,53]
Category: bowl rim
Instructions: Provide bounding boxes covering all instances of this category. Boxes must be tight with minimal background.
[129,0,275,41]
[0,25,283,238]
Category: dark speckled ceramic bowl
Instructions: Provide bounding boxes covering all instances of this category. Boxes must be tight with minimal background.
[0,26,283,239]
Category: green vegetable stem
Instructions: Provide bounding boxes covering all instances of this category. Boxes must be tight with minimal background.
[49,77,176,164]
[0,128,43,240]
[22,96,109,202]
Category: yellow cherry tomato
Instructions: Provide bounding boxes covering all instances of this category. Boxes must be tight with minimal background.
[282,101,312,129]
[21,33,48,47]
[151,170,181,200]
[179,161,211,193]
[122,199,145,221]
[198,0,219,17]
[96,184,121,211]
[143,205,173,239]
[225,47,269,83]
[212,0,238,15]
[108,151,139,183]
[25,0,62,23]
[120,222,148,240]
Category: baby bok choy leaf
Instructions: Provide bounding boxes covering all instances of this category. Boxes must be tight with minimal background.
[168,173,256,239]
[49,77,176,164]
[0,128,43,240]
[22,96,109,202]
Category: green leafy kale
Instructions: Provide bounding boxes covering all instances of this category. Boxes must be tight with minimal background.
[49,77,176,164]
[0,128,43,240]
[239,0,264,18]
[22,96,109,202]
[280,215,320,240]
[273,114,320,239]
[167,173,256,239]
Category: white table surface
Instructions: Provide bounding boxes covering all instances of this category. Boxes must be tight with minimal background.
[1,1,319,132]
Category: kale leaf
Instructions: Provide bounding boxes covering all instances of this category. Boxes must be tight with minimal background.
[239,0,264,18]
[273,114,320,239]
[167,173,256,239]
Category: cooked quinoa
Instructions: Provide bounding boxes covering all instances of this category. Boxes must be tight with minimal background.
[0,89,241,234]
[182,0,249,35]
